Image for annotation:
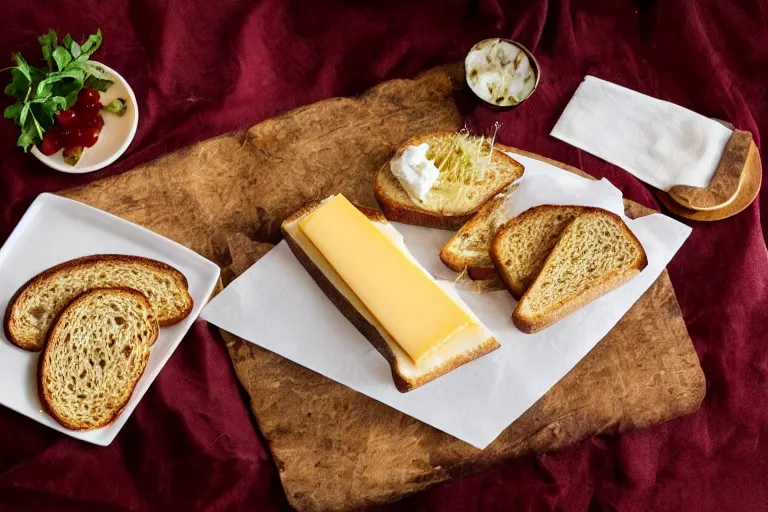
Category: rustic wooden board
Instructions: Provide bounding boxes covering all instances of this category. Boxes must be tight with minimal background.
[59,64,705,511]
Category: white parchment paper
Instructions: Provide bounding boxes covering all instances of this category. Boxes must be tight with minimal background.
[201,152,692,449]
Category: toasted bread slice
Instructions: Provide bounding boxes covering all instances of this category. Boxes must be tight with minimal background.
[5,255,192,352]
[440,191,510,280]
[512,209,647,333]
[281,198,499,392]
[38,288,159,430]
[374,132,524,229]
[490,205,588,299]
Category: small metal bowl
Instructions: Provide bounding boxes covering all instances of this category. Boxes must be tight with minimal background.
[464,38,541,111]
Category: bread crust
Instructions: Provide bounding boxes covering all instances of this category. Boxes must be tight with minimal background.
[513,271,642,334]
[466,267,497,280]
[374,132,524,230]
[5,254,193,351]
[511,209,648,333]
[281,200,499,392]
[38,287,158,430]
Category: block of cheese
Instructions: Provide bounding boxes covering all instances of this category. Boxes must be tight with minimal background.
[282,195,499,392]
[299,195,472,363]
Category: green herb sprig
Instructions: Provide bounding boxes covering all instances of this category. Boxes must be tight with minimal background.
[3,29,112,152]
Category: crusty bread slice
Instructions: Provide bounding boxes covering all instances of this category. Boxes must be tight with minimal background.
[281,198,499,392]
[490,205,588,299]
[38,288,159,430]
[512,209,648,333]
[5,255,193,352]
[374,132,524,229]
[440,191,510,280]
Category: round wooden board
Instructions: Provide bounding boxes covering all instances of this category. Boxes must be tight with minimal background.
[655,140,762,221]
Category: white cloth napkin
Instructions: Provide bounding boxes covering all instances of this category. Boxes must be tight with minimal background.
[200,152,691,449]
[551,76,732,190]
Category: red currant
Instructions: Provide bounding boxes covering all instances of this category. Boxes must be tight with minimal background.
[75,102,101,118]
[55,109,77,128]
[77,87,101,108]
[62,128,82,148]
[80,127,101,148]
[84,114,105,129]
[39,131,60,156]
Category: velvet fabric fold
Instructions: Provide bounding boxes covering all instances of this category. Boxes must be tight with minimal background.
[0,1,765,510]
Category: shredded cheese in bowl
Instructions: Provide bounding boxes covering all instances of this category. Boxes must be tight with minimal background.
[465,39,538,107]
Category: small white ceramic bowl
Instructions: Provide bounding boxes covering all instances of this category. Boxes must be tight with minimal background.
[31,62,138,174]
[464,38,541,111]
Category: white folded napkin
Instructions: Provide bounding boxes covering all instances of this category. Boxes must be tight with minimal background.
[551,76,733,190]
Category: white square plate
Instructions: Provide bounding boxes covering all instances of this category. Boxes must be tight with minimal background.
[0,193,220,445]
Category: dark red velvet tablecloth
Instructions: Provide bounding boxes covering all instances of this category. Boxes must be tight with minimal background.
[1,2,766,511]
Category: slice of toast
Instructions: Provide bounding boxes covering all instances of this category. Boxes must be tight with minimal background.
[490,205,588,299]
[5,255,193,352]
[281,198,499,392]
[374,132,524,230]
[38,288,159,430]
[440,191,509,280]
[512,209,647,333]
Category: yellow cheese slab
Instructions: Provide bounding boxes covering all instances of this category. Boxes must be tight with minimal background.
[299,195,473,364]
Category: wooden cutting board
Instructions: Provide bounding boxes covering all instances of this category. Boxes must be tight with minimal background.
[59,64,705,511]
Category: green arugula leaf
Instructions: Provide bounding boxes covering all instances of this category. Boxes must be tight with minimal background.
[70,40,82,59]
[19,103,29,126]
[50,79,81,97]
[28,96,52,104]
[38,29,57,70]
[17,119,38,151]
[42,96,67,118]
[85,62,109,78]
[35,68,85,97]
[28,64,47,85]
[31,102,54,131]
[102,98,127,116]
[38,29,57,49]
[4,68,30,99]
[50,79,82,108]
[4,103,23,121]
[74,53,91,66]
[41,47,53,71]
[63,34,73,50]
[53,68,85,82]
[52,46,72,71]
[16,105,46,151]
[11,53,32,81]
[64,91,79,108]
[66,59,88,74]
[84,75,113,92]
[79,29,102,57]
[30,111,43,139]
[34,79,53,99]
